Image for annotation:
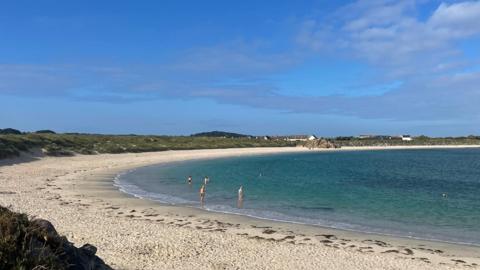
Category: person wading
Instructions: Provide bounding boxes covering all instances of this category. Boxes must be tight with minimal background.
[199,184,206,204]
[237,185,244,208]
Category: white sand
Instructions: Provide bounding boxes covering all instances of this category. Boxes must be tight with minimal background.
[1,146,480,270]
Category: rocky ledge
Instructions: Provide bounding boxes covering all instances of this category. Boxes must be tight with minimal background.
[0,205,112,270]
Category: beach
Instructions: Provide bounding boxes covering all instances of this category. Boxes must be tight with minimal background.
[1,146,480,270]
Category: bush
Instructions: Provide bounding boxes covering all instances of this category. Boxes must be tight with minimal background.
[42,144,74,157]
[0,206,69,269]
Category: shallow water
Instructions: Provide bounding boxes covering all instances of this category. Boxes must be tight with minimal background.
[116,149,480,246]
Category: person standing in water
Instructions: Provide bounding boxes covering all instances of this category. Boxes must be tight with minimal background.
[199,184,206,203]
[204,176,209,185]
[238,186,244,200]
[187,176,192,185]
[237,185,244,208]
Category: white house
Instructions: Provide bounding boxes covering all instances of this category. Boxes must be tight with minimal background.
[401,135,413,141]
[284,134,318,142]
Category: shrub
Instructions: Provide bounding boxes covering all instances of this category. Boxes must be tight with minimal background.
[42,144,74,157]
[0,206,69,269]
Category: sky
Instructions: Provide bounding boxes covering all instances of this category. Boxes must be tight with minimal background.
[1,0,480,136]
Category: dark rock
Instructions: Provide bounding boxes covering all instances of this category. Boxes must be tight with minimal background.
[303,139,339,149]
[80,244,97,256]
[0,206,112,270]
[31,218,58,236]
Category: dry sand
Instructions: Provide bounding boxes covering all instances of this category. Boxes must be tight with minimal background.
[1,146,480,270]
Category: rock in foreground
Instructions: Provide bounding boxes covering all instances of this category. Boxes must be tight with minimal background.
[0,205,112,270]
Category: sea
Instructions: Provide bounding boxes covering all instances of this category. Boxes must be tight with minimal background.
[114,148,480,246]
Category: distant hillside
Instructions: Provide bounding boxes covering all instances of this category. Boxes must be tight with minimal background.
[191,131,250,138]
[0,128,22,135]
[35,130,56,134]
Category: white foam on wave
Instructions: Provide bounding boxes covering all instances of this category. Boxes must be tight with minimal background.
[114,171,195,205]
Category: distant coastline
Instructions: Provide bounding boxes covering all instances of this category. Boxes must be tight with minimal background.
[333,144,480,151]
[1,130,480,160]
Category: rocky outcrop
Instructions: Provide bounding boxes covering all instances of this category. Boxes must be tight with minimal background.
[0,206,112,270]
[303,139,339,149]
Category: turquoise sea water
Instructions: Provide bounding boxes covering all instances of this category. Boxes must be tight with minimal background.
[115,149,480,245]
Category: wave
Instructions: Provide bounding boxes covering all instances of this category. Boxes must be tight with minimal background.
[113,172,196,205]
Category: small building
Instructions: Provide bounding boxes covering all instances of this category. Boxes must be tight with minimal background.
[271,134,318,142]
[263,136,271,141]
[401,135,413,141]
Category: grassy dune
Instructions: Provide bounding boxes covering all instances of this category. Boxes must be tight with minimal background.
[0,133,296,159]
[2,132,479,160]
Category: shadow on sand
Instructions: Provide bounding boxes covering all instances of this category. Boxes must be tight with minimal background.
[0,148,45,167]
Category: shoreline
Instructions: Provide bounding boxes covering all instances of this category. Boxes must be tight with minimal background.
[112,148,480,248]
[1,146,480,269]
[337,144,480,151]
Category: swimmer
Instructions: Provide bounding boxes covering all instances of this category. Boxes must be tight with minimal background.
[204,176,209,185]
[187,176,192,184]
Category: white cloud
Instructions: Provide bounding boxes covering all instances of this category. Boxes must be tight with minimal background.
[297,1,480,78]
[342,1,415,31]
[428,1,480,37]
[170,40,302,76]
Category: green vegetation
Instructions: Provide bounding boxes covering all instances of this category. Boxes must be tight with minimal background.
[331,136,480,147]
[0,205,68,269]
[0,133,296,159]
[1,131,479,160]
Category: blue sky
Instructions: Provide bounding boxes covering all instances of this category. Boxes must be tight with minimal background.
[1,0,480,136]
